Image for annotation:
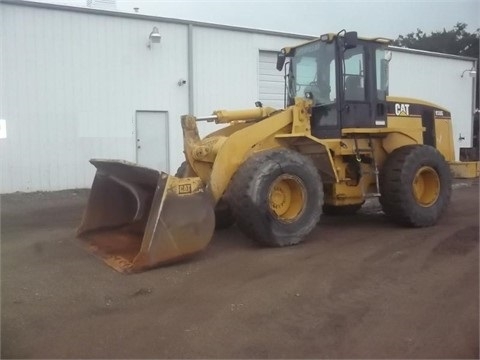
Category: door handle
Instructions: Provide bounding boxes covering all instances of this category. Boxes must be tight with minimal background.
[458,133,465,141]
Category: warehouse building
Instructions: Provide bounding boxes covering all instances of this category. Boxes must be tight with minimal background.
[0,0,477,193]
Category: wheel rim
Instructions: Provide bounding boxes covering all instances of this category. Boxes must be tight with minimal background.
[412,166,440,207]
[268,175,306,222]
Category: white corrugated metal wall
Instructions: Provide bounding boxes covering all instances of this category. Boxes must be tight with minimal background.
[388,49,476,160]
[0,2,190,192]
[190,28,305,137]
[0,1,309,193]
[0,1,476,193]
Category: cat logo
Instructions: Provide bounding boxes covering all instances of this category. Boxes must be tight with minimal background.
[178,184,192,194]
[395,103,410,116]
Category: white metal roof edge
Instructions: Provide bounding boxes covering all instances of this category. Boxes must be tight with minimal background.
[0,0,315,41]
[389,45,477,62]
[2,0,476,63]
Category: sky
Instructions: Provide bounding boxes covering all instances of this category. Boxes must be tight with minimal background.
[28,0,480,39]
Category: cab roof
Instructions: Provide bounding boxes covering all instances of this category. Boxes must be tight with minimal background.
[282,32,392,55]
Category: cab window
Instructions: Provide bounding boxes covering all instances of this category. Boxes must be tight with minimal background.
[344,47,366,101]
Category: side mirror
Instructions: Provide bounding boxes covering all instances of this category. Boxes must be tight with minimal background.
[276,52,286,71]
[344,31,358,50]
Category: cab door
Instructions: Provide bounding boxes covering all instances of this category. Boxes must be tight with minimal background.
[341,45,371,128]
[341,43,388,129]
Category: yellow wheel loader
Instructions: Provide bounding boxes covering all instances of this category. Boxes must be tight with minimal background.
[77,31,479,273]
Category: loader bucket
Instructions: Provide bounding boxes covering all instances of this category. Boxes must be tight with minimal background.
[77,159,215,273]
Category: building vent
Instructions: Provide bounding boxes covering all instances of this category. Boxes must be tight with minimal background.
[86,0,117,10]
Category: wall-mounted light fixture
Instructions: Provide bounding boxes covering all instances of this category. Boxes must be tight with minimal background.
[461,67,477,78]
[147,26,161,49]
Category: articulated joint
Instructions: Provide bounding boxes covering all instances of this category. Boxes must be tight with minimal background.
[181,115,226,162]
[192,145,211,160]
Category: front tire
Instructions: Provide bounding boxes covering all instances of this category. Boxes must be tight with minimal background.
[227,149,323,246]
[379,145,451,227]
[174,161,195,178]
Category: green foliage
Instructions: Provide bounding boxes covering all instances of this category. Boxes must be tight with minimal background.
[394,23,479,58]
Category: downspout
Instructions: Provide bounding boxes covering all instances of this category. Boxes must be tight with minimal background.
[188,24,194,115]
[472,59,478,148]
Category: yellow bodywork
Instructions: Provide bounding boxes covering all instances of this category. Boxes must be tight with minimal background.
[78,95,478,272]
[77,31,478,273]
[449,161,480,178]
[183,100,308,202]
[179,96,476,209]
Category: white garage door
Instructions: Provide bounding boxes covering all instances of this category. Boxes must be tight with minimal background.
[259,51,285,109]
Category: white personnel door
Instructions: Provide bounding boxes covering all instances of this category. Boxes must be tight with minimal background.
[135,111,169,172]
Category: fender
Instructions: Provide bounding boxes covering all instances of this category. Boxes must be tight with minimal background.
[208,108,294,202]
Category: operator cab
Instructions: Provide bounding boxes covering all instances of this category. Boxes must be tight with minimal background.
[277,31,392,139]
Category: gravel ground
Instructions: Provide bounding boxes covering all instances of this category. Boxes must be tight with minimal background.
[1,181,478,359]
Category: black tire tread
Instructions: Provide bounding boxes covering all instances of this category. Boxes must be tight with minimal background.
[175,161,194,177]
[379,144,452,227]
[227,149,322,246]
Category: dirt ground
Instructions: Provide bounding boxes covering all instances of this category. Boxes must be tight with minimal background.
[1,182,479,359]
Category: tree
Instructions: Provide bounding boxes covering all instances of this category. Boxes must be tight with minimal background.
[394,23,479,58]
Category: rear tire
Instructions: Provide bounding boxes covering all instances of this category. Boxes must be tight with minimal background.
[227,149,323,246]
[379,145,451,227]
[175,161,235,229]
